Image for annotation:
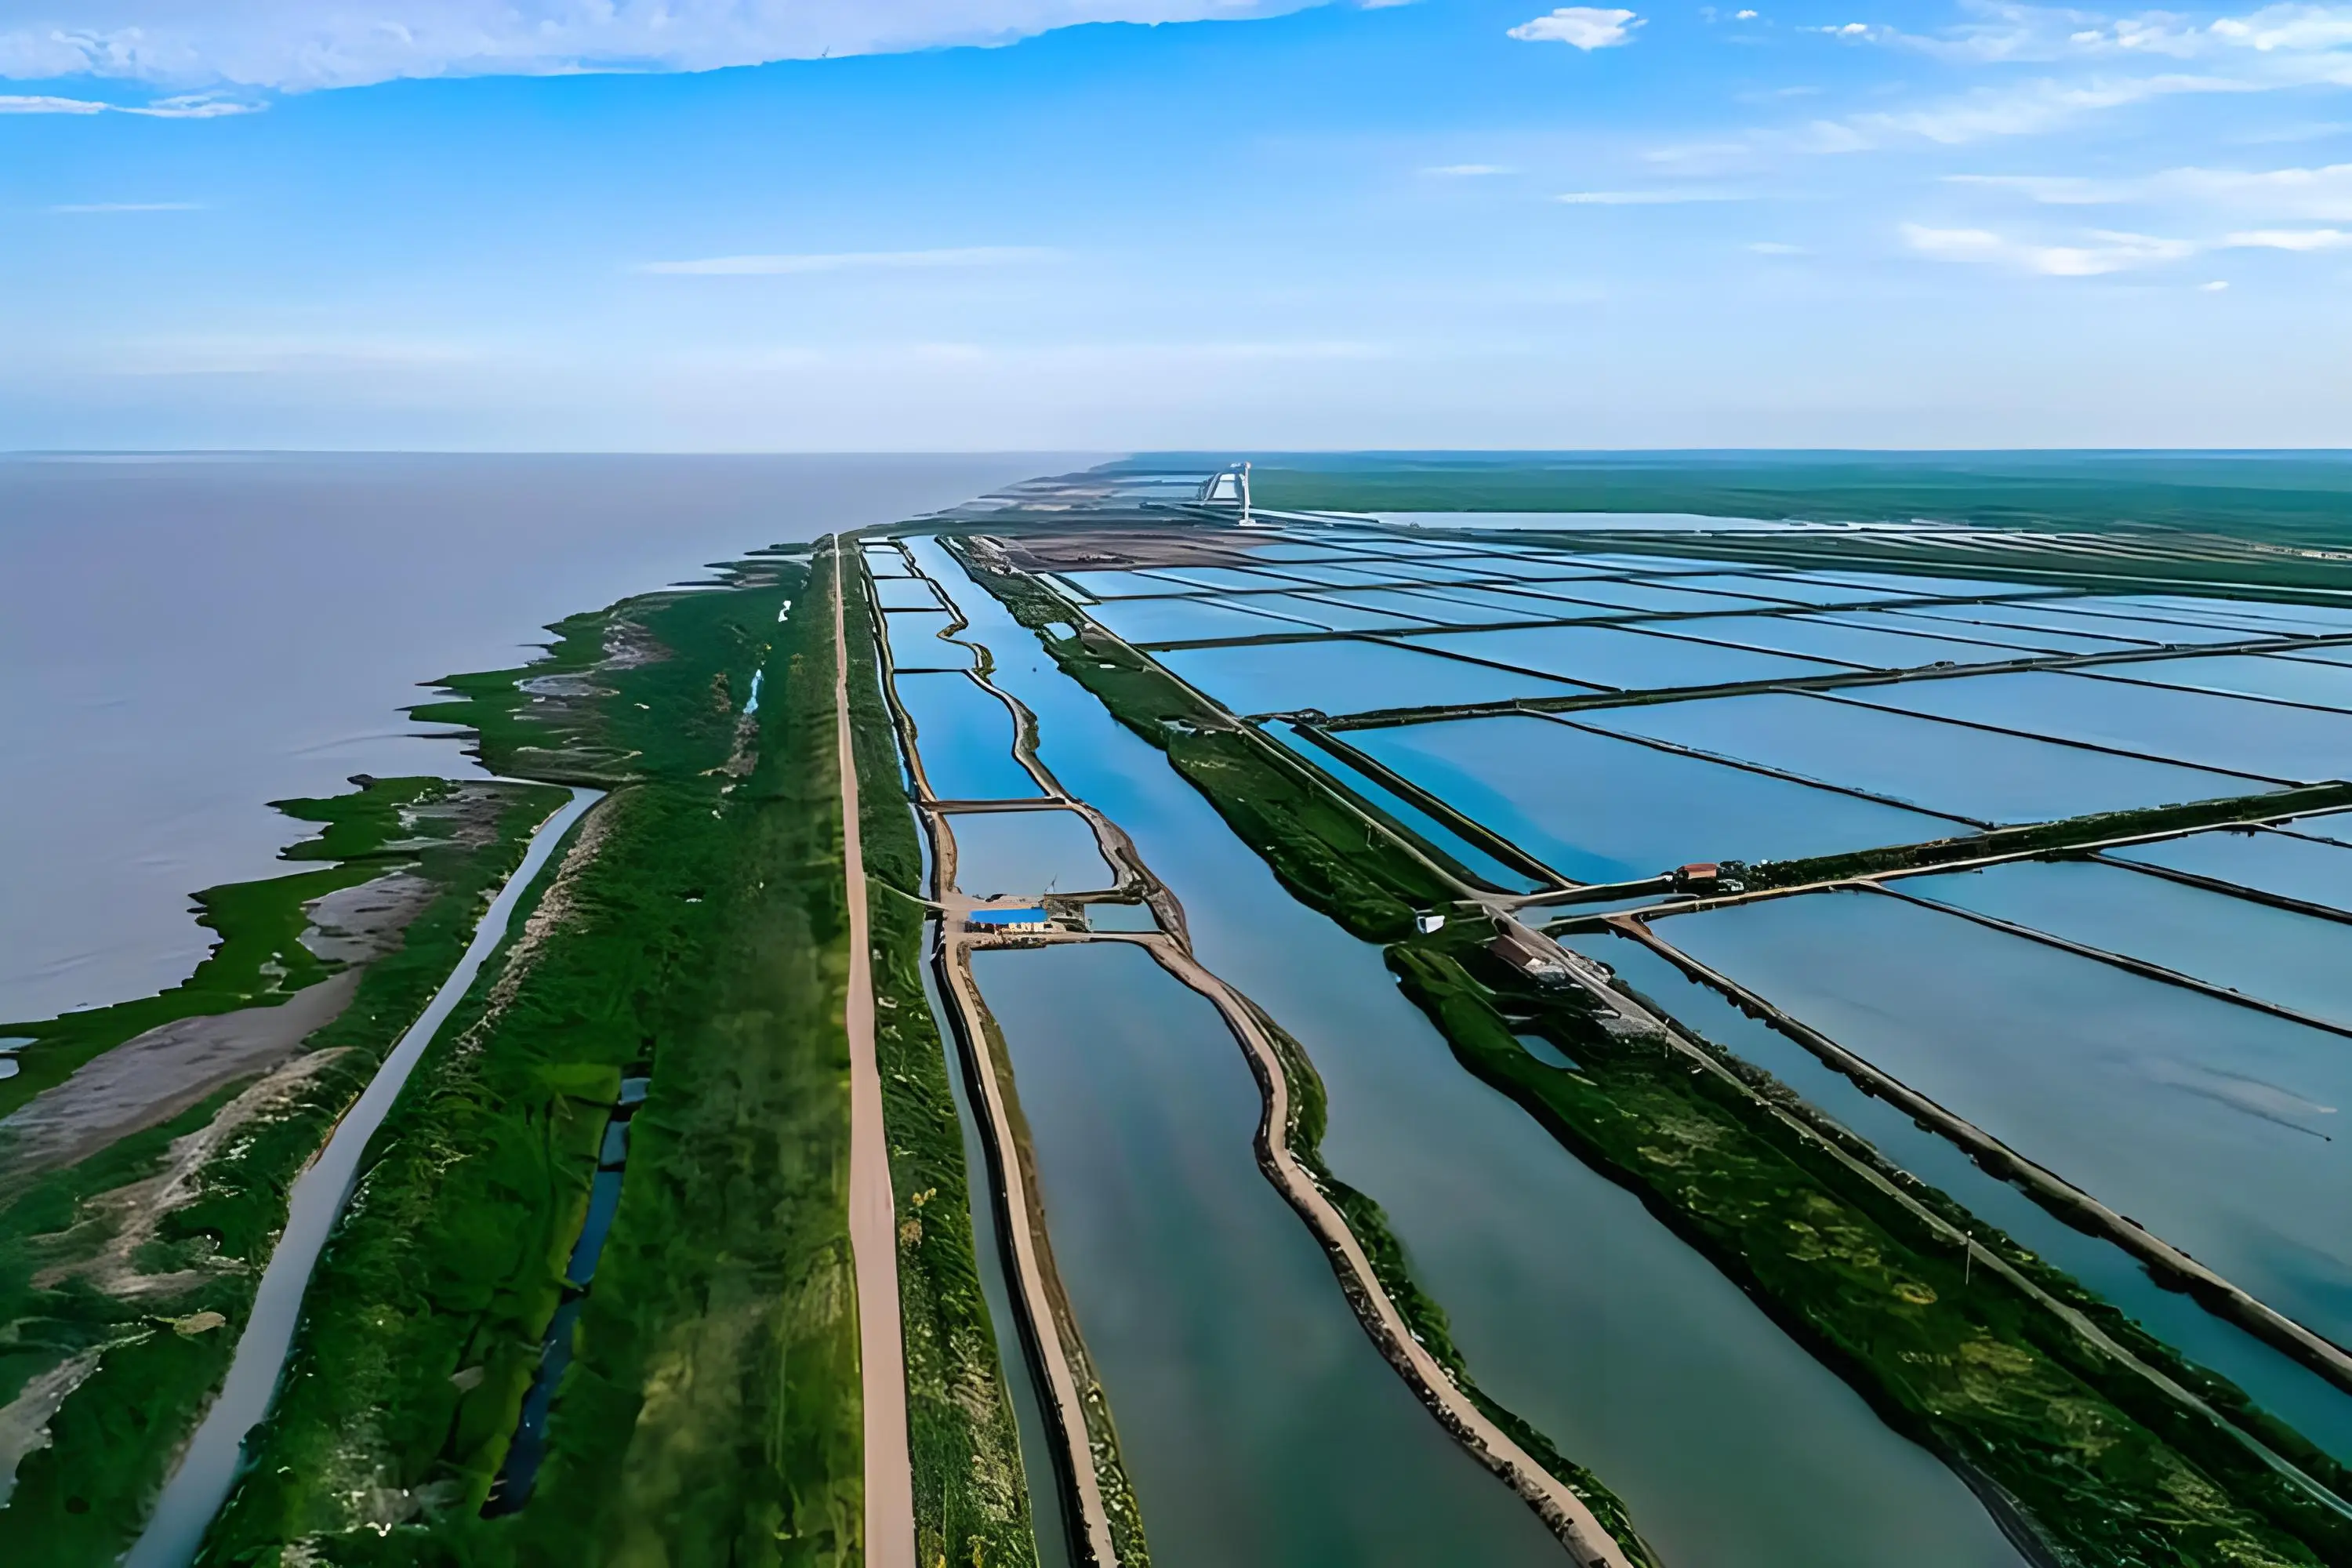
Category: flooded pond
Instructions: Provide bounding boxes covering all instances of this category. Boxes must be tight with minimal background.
[1084,596,1314,645]
[971,943,1564,1568]
[2091,654,2352,713]
[1265,723,1547,894]
[924,541,2026,1566]
[892,672,1046,800]
[1657,614,2025,670]
[945,809,1115,898]
[882,610,973,670]
[1833,607,2127,655]
[2111,828,2352,916]
[1905,858,2352,1029]
[1559,927,2352,1465]
[1658,889,2352,1345]
[1861,671,2352,785]
[1155,639,1589,716]
[1581,691,2262,824]
[1396,623,1841,691]
[1343,713,1961,881]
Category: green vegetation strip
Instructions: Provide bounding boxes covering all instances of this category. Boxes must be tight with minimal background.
[2,776,565,1568]
[1392,937,2351,1568]
[202,549,881,1567]
[844,549,1038,1567]
[1737,782,2352,892]
[960,535,2352,1567]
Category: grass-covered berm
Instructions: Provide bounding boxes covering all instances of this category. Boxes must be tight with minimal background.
[957,534,2352,1568]
[842,558,1037,1566]
[200,546,881,1566]
[0,775,569,1566]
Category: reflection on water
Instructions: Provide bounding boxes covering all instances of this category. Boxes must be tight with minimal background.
[1559,928,2352,1465]
[946,810,1113,898]
[972,944,1563,1568]
[916,536,2025,1568]
[1664,889,2352,1345]
[0,453,1046,1020]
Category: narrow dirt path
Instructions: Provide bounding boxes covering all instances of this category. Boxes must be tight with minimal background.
[833,539,916,1568]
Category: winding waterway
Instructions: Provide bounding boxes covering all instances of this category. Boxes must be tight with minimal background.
[904,534,2028,1567]
[125,785,601,1568]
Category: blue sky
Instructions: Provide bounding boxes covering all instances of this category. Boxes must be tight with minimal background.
[5,2,2351,448]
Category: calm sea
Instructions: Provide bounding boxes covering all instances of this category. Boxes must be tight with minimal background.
[0,452,1058,1022]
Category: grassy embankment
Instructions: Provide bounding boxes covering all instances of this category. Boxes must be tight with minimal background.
[958,539,2352,1568]
[2,776,566,1567]
[202,548,877,1566]
[951,539,1656,1563]
[842,549,1037,1566]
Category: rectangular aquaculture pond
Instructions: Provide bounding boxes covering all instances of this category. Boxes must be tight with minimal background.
[1153,638,1594,717]
[1087,596,1321,645]
[1392,624,1842,691]
[1857,670,2352,785]
[2111,826,2352,916]
[1900,856,2352,1029]
[1577,691,2259,824]
[944,808,1116,899]
[1653,615,2032,670]
[1340,714,1961,883]
[1654,889,2352,1346]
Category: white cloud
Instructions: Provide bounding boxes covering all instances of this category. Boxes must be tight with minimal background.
[1425,163,1513,176]
[1950,162,2352,219]
[1555,188,1744,202]
[2226,225,2352,245]
[1901,220,2198,274]
[636,245,1057,276]
[2201,278,2232,288]
[1508,7,1642,49]
[0,89,260,115]
[0,2,1320,93]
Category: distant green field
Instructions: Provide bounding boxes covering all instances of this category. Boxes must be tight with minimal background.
[1225,451,2352,550]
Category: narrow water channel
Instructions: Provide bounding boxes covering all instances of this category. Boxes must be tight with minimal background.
[125,786,600,1568]
[971,942,1565,1566]
[902,535,2027,1568]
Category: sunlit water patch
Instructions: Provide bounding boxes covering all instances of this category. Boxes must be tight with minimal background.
[1394,623,1839,690]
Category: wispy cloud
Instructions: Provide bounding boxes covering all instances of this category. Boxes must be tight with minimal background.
[1949,162,2352,220]
[1901,221,2199,274]
[1508,7,1642,49]
[50,201,204,212]
[1556,188,1748,203]
[0,91,262,117]
[636,245,1058,276]
[2226,225,2352,247]
[0,2,1325,93]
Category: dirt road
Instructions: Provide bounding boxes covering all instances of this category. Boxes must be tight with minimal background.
[833,539,916,1568]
